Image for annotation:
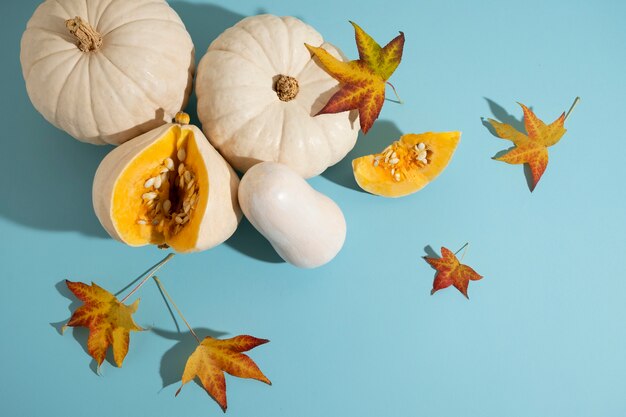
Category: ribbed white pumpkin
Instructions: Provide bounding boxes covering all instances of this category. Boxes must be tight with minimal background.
[20,0,195,145]
[196,15,359,178]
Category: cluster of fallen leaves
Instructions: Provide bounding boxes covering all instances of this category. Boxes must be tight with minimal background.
[309,21,577,191]
[62,255,270,412]
[60,20,581,413]
[306,22,579,297]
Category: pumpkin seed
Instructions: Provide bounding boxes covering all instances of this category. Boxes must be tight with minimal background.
[144,178,155,188]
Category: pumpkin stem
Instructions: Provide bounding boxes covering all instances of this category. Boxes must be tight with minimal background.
[174,112,190,125]
[274,75,299,102]
[66,16,103,52]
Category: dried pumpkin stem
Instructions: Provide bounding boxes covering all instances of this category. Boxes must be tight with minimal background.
[66,16,103,52]
[119,253,175,303]
[153,276,201,344]
[386,82,404,104]
[455,242,469,262]
[564,96,580,122]
[274,74,299,101]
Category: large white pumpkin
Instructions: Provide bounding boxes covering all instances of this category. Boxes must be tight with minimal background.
[196,15,359,178]
[20,0,195,145]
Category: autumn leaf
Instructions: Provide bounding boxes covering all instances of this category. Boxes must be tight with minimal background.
[423,246,483,299]
[63,281,142,368]
[305,21,404,134]
[487,98,579,190]
[176,335,271,411]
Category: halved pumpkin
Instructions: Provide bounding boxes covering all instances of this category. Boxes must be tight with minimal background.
[93,113,241,252]
[352,131,461,197]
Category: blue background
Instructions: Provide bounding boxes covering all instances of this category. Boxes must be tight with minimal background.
[2,0,625,416]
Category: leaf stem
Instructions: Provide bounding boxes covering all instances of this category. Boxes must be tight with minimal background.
[454,242,469,262]
[564,97,580,122]
[152,276,201,344]
[386,82,404,104]
[119,253,175,303]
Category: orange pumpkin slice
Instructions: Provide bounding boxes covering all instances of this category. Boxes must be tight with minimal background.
[352,131,461,197]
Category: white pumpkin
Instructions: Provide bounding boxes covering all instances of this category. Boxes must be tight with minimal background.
[196,14,359,179]
[20,0,195,145]
[93,113,241,253]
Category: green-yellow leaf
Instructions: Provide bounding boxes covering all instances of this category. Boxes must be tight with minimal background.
[305,22,404,134]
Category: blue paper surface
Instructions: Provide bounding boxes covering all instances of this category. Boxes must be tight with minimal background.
[2,0,625,416]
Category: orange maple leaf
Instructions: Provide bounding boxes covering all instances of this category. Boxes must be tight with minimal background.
[176,335,271,411]
[64,280,142,368]
[487,99,578,190]
[305,21,404,134]
[423,247,483,299]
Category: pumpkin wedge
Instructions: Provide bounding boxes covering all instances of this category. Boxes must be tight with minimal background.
[352,132,461,197]
[93,113,241,252]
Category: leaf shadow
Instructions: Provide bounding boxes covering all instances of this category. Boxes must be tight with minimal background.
[152,327,228,389]
[482,98,535,192]
[423,245,439,259]
[322,120,403,192]
[50,280,116,375]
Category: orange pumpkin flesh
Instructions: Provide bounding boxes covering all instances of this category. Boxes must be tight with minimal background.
[111,126,208,251]
[352,132,461,197]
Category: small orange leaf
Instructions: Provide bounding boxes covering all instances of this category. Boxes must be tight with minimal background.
[176,335,271,411]
[305,21,404,134]
[423,247,483,299]
[64,281,142,368]
[487,101,572,190]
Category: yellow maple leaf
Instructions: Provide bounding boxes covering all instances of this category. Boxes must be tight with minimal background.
[305,21,404,134]
[487,98,579,190]
[63,280,142,368]
[176,335,270,411]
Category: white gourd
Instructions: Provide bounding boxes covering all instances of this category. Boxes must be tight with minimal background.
[196,15,359,179]
[238,162,347,268]
[20,0,195,145]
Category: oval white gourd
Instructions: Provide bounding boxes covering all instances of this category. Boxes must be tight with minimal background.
[20,0,195,145]
[196,14,359,178]
[238,162,346,268]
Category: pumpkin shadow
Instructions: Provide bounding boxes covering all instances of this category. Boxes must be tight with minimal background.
[0,95,111,237]
[168,1,247,127]
[224,217,285,264]
[0,0,109,237]
[152,327,228,389]
[321,120,403,192]
[482,98,535,191]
